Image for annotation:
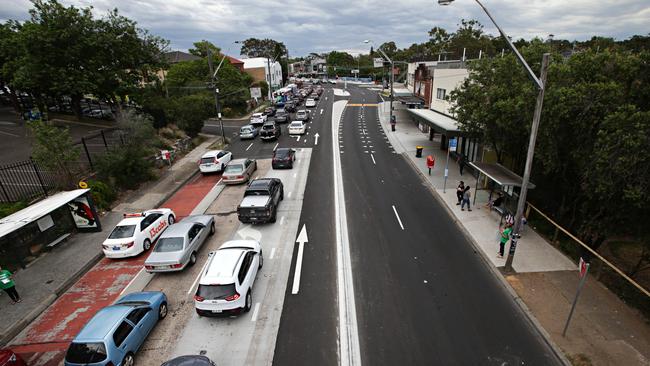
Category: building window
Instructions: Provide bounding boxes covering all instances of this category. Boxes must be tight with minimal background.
[436,88,446,100]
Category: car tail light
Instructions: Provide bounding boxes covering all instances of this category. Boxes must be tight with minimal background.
[145,265,154,270]
[237,176,244,179]
[171,263,183,268]
[225,293,240,301]
[194,295,205,302]
[124,241,135,248]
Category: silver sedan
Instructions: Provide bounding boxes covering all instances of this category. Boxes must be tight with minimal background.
[144,215,215,272]
[222,158,257,184]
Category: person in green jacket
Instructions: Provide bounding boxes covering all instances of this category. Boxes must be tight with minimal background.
[497,223,512,258]
[0,266,21,303]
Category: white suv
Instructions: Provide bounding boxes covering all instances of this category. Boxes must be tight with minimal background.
[194,240,263,316]
[199,150,232,174]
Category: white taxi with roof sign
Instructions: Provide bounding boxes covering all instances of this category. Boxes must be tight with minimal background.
[102,208,176,258]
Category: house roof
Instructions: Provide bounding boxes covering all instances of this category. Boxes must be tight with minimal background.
[225,55,244,65]
[164,51,201,64]
[242,57,280,69]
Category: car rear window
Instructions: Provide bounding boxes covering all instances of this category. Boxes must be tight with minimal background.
[200,157,214,164]
[225,164,243,174]
[109,225,136,239]
[262,124,275,130]
[275,149,290,158]
[290,122,303,127]
[154,237,184,252]
[197,284,236,300]
[65,342,107,364]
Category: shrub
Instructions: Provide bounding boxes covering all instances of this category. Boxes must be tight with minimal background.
[0,201,28,219]
[87,180,116,210]
[96,146,155,190]
[159,126,176,139]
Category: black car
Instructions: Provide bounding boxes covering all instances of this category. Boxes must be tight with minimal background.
[263,107,275,116]
[274,108,288,123]
[272,148,296,169]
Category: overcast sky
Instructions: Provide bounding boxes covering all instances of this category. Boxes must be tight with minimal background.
[2,0,649,57]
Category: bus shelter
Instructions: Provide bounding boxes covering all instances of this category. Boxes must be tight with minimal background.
[469,162,535,216]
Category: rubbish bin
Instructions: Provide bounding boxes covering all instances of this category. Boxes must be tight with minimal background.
[415,146,423,158]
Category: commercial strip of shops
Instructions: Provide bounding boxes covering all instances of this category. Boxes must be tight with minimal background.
[0,189,102,271]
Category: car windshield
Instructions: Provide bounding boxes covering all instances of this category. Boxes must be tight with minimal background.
[65,342,107,364]
[200,157,214,164]
[275,149,290,158]
[225,164,243,173]
[108,225,136,239]
[197,283,236,300]
[154,237,184,252]
[262,124,275,130]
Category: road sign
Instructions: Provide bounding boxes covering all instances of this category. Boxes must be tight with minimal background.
[250,87,262,98]
[374,58,384,67]
[449,138,458,152]
[579,257,588,278]
[351,69,359,74]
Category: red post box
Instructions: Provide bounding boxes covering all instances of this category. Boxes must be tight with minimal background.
[426,155,435,175]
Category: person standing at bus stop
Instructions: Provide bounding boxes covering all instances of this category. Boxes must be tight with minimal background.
[497,223,513,259]
[0,266,21,303]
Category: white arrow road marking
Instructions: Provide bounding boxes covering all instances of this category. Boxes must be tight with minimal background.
[291,224,309,294]
[246,143,253,151]
[371,154,376,165]
[296,136,301,142]
[392,205,405,230]
[314,132,320,145]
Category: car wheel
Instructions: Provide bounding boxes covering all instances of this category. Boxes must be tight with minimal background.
[190,252,197,265]
[209,223,215,235]
[122,353,135,366]
[159,302,168,319]
[259,250,263,269]
[280,188,284,201]
[269,208,276,223]
[168,215,175,225]
[245,291,252,312]
[143,239,152,251]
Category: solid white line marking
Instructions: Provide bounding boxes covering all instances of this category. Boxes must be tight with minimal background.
[280,216,285,225]
[251,302,261,321]
[371,154,376,165]
[270,247,276,259]
[392,205,405,230]
[246,143,253,151]
[188,258,211,296]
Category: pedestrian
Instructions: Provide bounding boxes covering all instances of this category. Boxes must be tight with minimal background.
[456,181,465,205]
[461,186,472,211]
[458,154,466,176]
[497,223,513,258]
[0,266,21,303]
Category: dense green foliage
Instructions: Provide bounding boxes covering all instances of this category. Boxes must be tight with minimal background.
[0,201,28,219]
[28,120,80,186]
[87,180,117,210]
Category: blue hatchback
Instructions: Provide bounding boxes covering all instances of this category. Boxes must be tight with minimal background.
[64,291,168,366]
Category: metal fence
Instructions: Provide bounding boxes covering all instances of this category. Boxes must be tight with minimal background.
[0,159,61,203]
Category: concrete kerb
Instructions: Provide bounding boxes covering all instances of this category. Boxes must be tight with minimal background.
[401,154,571,366]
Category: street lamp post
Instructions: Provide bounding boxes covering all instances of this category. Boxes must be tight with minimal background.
[365,40,395,131]
[207,41,243,143]
[438,0,550,272]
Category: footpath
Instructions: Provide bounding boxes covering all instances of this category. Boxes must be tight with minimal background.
[0,136,222,365]
[379,100,650,365]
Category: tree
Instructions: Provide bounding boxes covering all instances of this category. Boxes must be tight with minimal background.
[28,120,80,186]
[378,41,398,58]
[326,51,355,67]
[189,40,221,58]
[165,94,213,137]
[240,38,287,58]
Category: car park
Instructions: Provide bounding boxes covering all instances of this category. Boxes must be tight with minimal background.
[260,121,282,141]
[263,107,275,116]
[237,178,284,224]
[194,240,263,316]
[295,109,310,122]
[250,112,267,127]
[222,158,257,184]
[289,120,307,135]
[239,125,258,140]
[272,148,296,169]
[64,291,168,366]
[102,209,176,259]
[305,98,316,108]
[198,150,232,174]
[144,215,215,273]
[274,109,289,123]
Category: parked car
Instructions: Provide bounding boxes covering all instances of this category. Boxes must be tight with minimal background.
[237,178,284,224]
[305,98,316,108]
[272,148,296,169]
[288,121,307,135]
[102,209,176,259]
[263,107,275,116]
[194,240,263,316]
[239,125,258,140]
[295,110,310,122]
[161,356,216,366]
[222,158,257,184]
[64,291,168,366]
[144,215,215,272]
[0,349,26,366]
[274,109,289,123]
[199,150,232,174]
[250,113,267,127]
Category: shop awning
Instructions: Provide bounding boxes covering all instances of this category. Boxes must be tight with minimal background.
[469,162,536,189]
[396,96,424,106]
[0,189,89,238]
[406,108,463,135]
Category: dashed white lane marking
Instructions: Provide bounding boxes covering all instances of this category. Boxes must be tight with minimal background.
[370,154,376,165]
[288,191,292,198]
[251,302,261,321]
[280,216,285,225]
[246,143,254,151]
[274,142,279,150]
[293,173,297,178]
[270,247,276,259]
[392,205,405,230]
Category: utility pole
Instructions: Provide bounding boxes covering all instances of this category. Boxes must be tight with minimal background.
[365,40,395,131]
[206,48,225,142]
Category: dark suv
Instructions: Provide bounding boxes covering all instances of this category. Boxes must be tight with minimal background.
[272,148,296,169]
[260,122,281,141]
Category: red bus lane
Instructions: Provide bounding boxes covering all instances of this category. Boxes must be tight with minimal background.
[9,173,222,366]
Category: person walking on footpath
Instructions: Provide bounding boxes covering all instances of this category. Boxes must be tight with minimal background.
[497,223,513,258]
[461,186,472,211]
[458,154,466,176]
[0,266,21,303]
[456,181,465,205]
